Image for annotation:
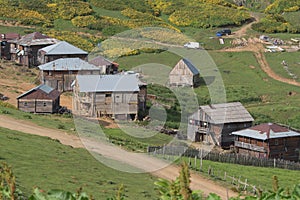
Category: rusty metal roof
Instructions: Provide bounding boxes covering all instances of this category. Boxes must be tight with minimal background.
[200,102,254,124]
[88,55,113,66]
[38,58,100,71]
[232,123,300,140]
[10,32,59,46]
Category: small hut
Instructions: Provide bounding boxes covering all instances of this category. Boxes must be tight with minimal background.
[169,58,200,87]
[17,84,60,113]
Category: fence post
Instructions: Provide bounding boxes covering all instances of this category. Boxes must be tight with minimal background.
[200,148,203,171]
[189,156,191,167]
[274,158,276,168]
[194,155,197,169]
[244,179,248,191]
[224,171,227,181]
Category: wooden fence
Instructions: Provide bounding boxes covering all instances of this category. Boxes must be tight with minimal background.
[147,146,300,170]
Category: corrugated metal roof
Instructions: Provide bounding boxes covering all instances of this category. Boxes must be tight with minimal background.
[10,32,59,46]
[182,58,199,75]
[38,58,100,71]
[1,33,20,40]
[232,123,300,140]
[88,55,113,66]
[39,41,88,55]
[77,74,140,92]
[17,84,60,100]
[200,102,254,124]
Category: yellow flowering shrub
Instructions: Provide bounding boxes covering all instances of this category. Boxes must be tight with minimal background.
[71,15,97,28]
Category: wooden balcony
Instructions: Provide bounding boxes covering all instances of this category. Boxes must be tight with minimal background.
[234,141,266,152]
[197,127,208,134]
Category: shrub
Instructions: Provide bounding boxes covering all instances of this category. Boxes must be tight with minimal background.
[57,124,65,129]
[71,15,97,28]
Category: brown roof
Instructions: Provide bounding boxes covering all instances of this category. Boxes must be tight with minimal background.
[11,32,58,46]
[250,123,289,138]
[88,56,113,66]
[1,33,20,40]
[17,84,60,100]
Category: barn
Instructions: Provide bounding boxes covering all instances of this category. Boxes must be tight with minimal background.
[17,84,60,113]
[73,74,146,120]
[232,123,300,161]
[38,58,102,92]
[188,102,254,148]
[37,41,88,65]
[169,58,200,87]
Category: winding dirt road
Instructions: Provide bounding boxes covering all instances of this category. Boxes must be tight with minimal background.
[0,114,237,199]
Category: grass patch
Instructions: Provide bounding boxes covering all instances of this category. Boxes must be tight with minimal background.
[0,25,34,35]
[176,157,300,193]
[53,19,76,31]
[0,127,158,199]
[265,51,300,82]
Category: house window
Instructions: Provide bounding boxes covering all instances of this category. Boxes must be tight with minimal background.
[106,94,112,97]
[43,102,47,107]
[24,102,28,106]
[275,139,279,145]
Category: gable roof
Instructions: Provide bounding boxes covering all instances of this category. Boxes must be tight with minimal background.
[17,84,60,100]
[88,56,113,66]
[39,41,88,55]
[11,32,58,46]
[232,123,300,140]
[181,58,199,75]
[200,102,254,124]
[38,58,100,71]
[76,74,140,92]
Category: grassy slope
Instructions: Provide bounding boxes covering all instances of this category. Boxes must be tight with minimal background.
[179,157,300,192]
[0,127,158,199]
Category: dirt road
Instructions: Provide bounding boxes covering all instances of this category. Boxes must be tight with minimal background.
[0,114,237,199]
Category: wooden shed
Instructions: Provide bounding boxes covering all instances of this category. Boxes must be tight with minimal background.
[38,58,102,92]
[17,84,60,113]
[9,32,59,67]
[73,74,146,120]
[232,123,300,161]
[37,41,88,65]
[169,58,200,87]
[188,102,254,148]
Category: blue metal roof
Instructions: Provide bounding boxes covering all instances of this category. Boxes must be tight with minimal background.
[182,58,199,75]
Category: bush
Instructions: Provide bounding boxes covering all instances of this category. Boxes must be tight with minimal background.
[57,124,65,129]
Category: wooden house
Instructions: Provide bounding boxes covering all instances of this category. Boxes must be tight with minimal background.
[38,58,102,92]
[9,32,59,67]
[88,55,119,74]
[37,41,88,65]
[232,123,300,161]
[0,33,20,60]
[169,58,200,87]
[17,84,60,113]
[73,74,147,120]
[188,102,254,148]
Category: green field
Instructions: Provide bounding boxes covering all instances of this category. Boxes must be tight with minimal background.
[177,157,300,192]
[0,127,159,199]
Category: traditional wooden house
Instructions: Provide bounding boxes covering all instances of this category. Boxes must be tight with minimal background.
[169,58,200,87]
[17,84,60,113]
[73,74,147,120]
[232,123,300,161]
[188,102,254,148]
[9,32,59,67]
[88,55,119,74]
[37,41,88,65]
[0,33,20,60]
[38,58,102,92]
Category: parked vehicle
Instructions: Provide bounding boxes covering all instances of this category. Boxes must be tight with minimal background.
[216,29,231,37]
[183,42,200,49]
